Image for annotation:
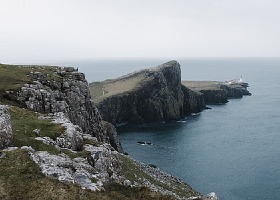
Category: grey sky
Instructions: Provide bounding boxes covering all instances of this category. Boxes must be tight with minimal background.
[1,0,280,63]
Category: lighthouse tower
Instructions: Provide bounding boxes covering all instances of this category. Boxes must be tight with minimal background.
[239,76,243,83]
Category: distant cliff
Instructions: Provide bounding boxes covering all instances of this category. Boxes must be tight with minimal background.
[90,61,205,125]
[182,81,251,104]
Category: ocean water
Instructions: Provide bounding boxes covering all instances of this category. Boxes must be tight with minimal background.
[53,58,280,199]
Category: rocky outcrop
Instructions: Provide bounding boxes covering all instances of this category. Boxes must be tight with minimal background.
[181,85,205,114]
[182,81,251,105]
[16,67,123,152]
[102,121,124,153]
[91,61,205,125]
[0,105,12,149]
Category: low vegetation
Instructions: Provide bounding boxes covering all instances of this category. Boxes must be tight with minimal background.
[119,154,199,198]
[9,106,63,154]
[182,81,222,91]
[0,150,174,200]
[0,64,62,105]
[89,75,145,103]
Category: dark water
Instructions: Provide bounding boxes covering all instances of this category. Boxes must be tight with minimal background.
[51,58,280,199]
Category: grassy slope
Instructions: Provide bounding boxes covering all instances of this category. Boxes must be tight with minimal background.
[89,74,146,103]
[0,150,173,200]
[182,81,223,91]
[0,64,61,105]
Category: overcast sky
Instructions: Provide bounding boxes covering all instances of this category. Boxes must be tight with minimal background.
[0,0,280,63]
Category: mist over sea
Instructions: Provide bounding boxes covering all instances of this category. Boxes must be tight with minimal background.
[53,58,280,199]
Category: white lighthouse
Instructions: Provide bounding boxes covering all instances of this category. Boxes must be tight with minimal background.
[238,76,243,83]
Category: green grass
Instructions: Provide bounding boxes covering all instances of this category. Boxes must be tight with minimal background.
[89,75,145,103]
[119,154,199,198]
[9,106,64,154]
[61,149,92,160]
[0,64,62,105]
[0,150,176,200]
[89,82,105,101]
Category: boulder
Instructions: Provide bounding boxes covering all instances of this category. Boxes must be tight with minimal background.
[0,105,12,149]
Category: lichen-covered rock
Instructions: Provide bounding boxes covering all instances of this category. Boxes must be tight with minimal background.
[0,105,12,149]
[93,61,205,125]
[17,69,104,140]
[16,67,122,152]
[27,146,104,191]
[102,121,124,153]
[52,112,84,151]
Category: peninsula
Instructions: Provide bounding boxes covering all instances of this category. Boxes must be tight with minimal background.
[90,61,251,125]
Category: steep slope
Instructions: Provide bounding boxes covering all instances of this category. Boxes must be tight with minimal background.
[90,61,205,125]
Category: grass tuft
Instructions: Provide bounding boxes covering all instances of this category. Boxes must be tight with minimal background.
[9,106,64,154]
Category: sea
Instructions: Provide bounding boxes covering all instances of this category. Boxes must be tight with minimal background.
[48,58,280,200]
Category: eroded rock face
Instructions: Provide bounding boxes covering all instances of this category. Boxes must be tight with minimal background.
[16,67,122,151]
[95,61,205,125]
[0,105,12,149]
[102,121,124,153]
[181,85,205,114]
[25,143,123,191]
[17,69,104,140]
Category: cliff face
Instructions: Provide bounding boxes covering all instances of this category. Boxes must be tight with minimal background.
[92,61,205,125]
[16,67,123,152]
[182,81,251,105]
[181,85,205,113]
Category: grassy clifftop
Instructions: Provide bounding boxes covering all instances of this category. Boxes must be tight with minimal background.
[89,74,147,103]
[0,64,62,105]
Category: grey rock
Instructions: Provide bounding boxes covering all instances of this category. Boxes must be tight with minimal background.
[123,179,132,187]
[102,121,124,153]
[16,68,123,152]
[33,129,41,136]
[0,105,13,149]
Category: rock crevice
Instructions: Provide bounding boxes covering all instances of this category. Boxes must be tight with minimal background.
[16,67,123,152]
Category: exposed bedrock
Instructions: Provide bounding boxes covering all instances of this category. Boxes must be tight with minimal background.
[16,67,123,152]
[182,81,251,105]
[90,61,205,125]
[0,105,13,149]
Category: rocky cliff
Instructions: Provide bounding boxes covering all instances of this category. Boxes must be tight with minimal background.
[90,61,205,125]
[15,67,123,152]
[182,81,251,104]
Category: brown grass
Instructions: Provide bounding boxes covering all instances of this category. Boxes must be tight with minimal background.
[90,75,146,103]
[182,81,223,91]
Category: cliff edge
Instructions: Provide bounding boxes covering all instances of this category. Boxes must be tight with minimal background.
[90,61,205,125]
[182,81,251,104]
